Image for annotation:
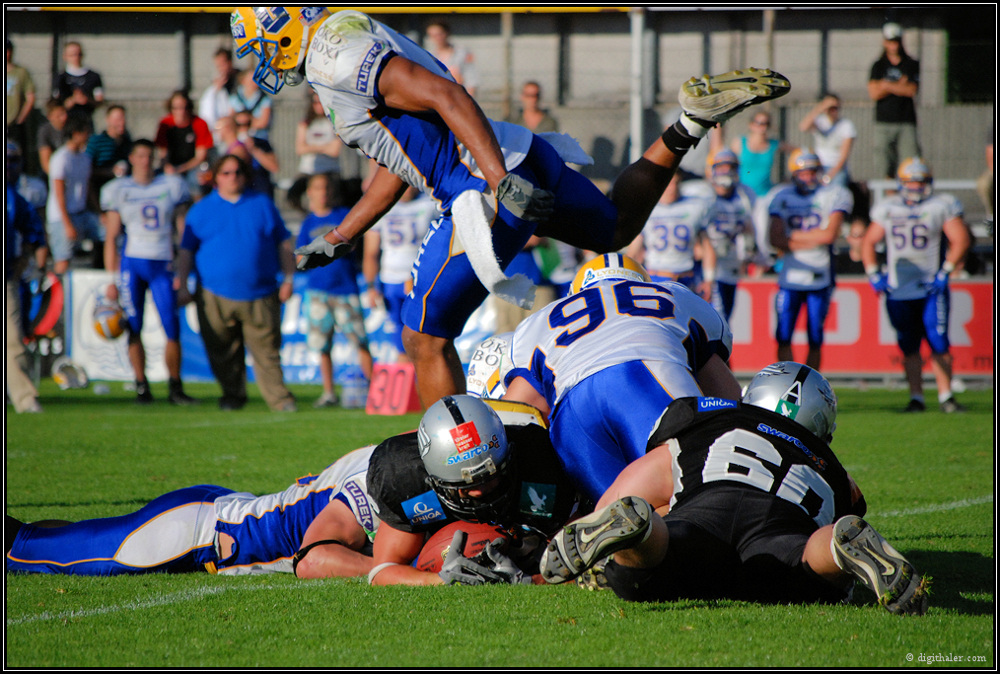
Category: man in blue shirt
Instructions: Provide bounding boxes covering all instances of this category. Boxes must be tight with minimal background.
[175,154,297,411]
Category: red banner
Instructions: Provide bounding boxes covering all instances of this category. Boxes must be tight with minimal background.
[727,278,995,376]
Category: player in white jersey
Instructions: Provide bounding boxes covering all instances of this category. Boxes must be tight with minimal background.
[626,173,714,299]
[502,254,740,502]
[7,445,378,577]
[703,149,756,322]
[768,149,853,370]
[101,139,195,405]
[363,187,438,358]
[231,7,790,408]
[861,158,971,413]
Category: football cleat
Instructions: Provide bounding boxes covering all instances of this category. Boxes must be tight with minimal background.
[135,380,154,405]
[939,397,966,414]
[540,496,652,585]
[679,67,791,126]
[903,398,926,413]
[832,516,929,616]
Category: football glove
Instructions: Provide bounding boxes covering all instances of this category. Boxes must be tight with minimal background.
[868,272,889,295]
[294,234,352,271]
[495,173,554,222]
[479,537,530,585]
[926,269,950,295]
[438,531,507,586]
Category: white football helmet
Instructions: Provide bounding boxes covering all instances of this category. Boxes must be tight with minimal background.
[742,362,838,442]
[788,148,822,194]
[231,7,333,95]
[418,396,515,523]
[51,356,89,390]
[897,157,934,204]
[570,253,651,295]
[709,148,741,192]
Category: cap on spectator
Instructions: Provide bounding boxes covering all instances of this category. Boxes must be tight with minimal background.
[882,22,903,41]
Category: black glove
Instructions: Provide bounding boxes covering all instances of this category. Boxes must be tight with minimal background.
[495,173,554,222]
[438,531,507,586]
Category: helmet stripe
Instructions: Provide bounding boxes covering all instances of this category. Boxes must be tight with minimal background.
[442,396,466,425]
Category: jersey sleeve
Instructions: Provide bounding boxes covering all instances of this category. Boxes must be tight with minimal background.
[306,19,394,101]
[99,178,121,213]
[366,432,453,534]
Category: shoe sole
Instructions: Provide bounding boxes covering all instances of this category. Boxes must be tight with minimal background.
[833,516,929,615]
[679,67,791,122]
[541,496,651,585]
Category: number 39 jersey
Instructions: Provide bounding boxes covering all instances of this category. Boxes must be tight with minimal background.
[507,279,733,411]
[648,397,866,527]
[100,174,191,261]
[869,193,964,300]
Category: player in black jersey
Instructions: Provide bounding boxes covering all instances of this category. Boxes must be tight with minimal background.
[540,362,929,615]
[365,395,585,586]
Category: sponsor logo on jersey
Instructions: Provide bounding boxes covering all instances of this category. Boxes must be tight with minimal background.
[403,490,448,526]
[520,482,556,518]
[356,42,383,92]
[697,397,738,412]
[756,423,828,470]
[343,480,375,532]
[450,421,480,453]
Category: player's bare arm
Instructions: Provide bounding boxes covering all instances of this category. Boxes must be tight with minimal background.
[368,524,444,586]
[292,500,374,579]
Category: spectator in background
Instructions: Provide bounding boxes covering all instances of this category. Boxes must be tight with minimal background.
[8,140,48,223]
[101,139,195,406]
[868,22,921,179]
[86,103,133,204]
[228,69,272,141]
[287,90,342,214]
[730,110,791,198]
[235,110,279,198]
[37,99,68,177]
[976,126,993,220]
[799,93,856,188]
[155,90,214,199]
[174,154,297,412]
[508,81,559,133]
[6,39,37,156]
[297,173,374,407]
[198,47,241,145]
[424,20,479,97]
[6,142,47,414]
[46,111,102,275]
[53,41,104,126]
[362,185,436,361]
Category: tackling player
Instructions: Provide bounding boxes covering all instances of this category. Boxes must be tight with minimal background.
[768,149,853,371]
[860,158,971,413]
[538,362,930,616]
[230,7,789,407]
[502,254,741,503]
[101,139,196,405]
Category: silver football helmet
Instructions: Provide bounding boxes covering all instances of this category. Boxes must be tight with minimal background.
[418,395,515,523]
[742,362,838,442]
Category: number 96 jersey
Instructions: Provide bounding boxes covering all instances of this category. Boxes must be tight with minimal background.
[648,397,866,527]
[506,279,733,411]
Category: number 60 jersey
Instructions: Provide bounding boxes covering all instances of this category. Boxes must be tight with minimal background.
[648,397,867,527]
[506,279,733,411]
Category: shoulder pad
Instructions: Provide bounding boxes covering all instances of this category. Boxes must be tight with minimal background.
[485,399,548,429]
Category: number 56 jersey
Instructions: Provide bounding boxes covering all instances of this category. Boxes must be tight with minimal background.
[648,397,866,527]
[506,279,733,411]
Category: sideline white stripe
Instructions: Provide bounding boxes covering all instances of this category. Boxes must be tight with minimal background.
[6,582,323,627]
[879,495,993,518]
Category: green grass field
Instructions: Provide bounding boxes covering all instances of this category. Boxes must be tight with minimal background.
[5,381,995,668]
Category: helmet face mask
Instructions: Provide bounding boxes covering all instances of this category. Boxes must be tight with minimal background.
[570,253,651,295]
[709,149,740,193]
[231,7,329,95]
[897,157,934,204]
[742,361,838,443]
[788,149,822,194]
[418,396,516,524]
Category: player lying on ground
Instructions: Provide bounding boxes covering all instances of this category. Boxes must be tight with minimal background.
[538,362,930,615]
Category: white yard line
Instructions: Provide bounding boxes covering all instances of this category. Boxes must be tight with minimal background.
[878,495,994,518]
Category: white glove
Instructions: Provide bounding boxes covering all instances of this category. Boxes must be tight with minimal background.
[437,531,506,586]
[294,234,351,271]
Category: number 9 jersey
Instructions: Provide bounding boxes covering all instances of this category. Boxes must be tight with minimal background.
[100,174,191,261]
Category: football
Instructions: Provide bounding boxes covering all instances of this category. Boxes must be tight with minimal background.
[415,521,509,573]
[93,299,127,340]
